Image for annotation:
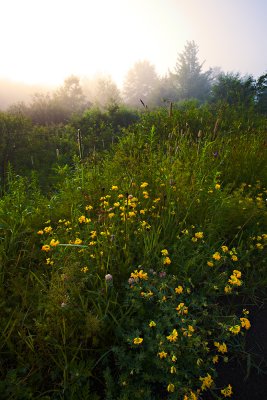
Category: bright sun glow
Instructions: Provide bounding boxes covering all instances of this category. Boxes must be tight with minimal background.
[0,0,187,86]
[1,0,266,89]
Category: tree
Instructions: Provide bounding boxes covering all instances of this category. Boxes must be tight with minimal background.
[123,60,159,108]
[92,76,122,110]
[171,41,212,102]
[210,72,256,108]
[53,75,88,116]
[256,73,267,113]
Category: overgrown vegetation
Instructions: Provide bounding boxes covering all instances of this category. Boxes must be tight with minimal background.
[0,100,267,399]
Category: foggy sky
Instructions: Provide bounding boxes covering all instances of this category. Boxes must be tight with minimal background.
[0,0,266,90]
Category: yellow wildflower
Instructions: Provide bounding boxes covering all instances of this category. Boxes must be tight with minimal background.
[224,285,232,294]
[233,270,241,278]
[163,256,171,265]
[229,325,241,335]
[149,320,156,327]
[167,383,175,393]
[111,185,118,190]
[207,261,214,267]
[108,212,115,218]
[212,355,219,364]
[195,232,204,239]
[161,249,169,256]
[215,183,221,190]
[240,317,251,330]
[221,245,229,253]
[214,342,228,353]
[158,351,168,359]
[170,366,176,374]
[44,226,52,233]
[166,329,178,342]
[46,258,54,265]
[81,266,88,273]
[175,286,183,294]
[41,244,51,252]
[78,215,90,224]
[231,255,238,261]
[74,238,82,245]
[188,325,195,334]
[199,373,213,391]
[143,191,149,198]
[140,182,149,188]
[183,391,198,400]
[133,337,143,345]
[85,205,93,210]
[182,325,195,337]
[176,302,188,315]
[171,355,177,362]
[221,384,233,397]
[228,275,242,286]
[212,252,221,261]
[130,270,148,280]
[37,230,44,235]
[50,239,59,247]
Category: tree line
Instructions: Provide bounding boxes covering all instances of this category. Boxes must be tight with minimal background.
[4,40,267,125]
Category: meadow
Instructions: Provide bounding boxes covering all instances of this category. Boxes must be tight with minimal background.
[0,104,267,399]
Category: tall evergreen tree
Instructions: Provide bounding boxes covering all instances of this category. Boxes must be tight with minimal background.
[171,41,212,102]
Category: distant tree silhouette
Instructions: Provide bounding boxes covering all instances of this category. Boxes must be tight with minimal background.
[256,73,267,114]
[123,60,159,107]
[171,41,212,102]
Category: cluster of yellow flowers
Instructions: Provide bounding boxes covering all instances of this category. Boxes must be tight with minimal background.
[176,302,188,315]
[199,373,213,391]
[166,328,179,342]
[214,341,228,353]
[130,269,148,281]
[228,269,242,286]
[207,246,239,269]
[191,231,204,242]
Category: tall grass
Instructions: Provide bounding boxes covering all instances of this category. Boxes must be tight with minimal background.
[0,106,266,399]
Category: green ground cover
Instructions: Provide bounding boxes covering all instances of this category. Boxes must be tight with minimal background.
[0,107,267,399]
